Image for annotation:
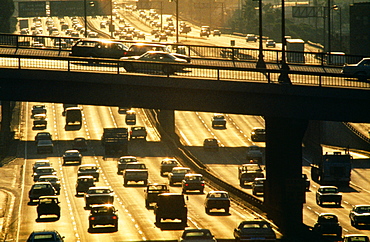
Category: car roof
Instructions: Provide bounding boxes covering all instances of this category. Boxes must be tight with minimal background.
[89,186,110,190]
[319,185,338,189]
[208,190,228,194]
[39,175,58,178]
[130,43,166,47]
[36,166,54,170]
[79,164,97,167]
[185,173,202,177]
[34,160,50,163]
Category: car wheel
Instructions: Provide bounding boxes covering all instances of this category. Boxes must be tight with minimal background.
[124,180,128,186]
[124,63,135,72]
[355,72,367,81]
[155,216,161,224]
[225,207,230,214]
[160,172,164,176]
[205,207,210,214]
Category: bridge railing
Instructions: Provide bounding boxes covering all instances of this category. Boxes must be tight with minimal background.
[0,53,368,89]
[0,33,366,66]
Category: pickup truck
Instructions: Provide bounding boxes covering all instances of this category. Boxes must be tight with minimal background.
[204,191,230,214]
[316,186,342,206]
[238,163,264,186]
[130,126,147,140]
[123,162,148,186]
[84,186,114,208]
[144,183,169,208]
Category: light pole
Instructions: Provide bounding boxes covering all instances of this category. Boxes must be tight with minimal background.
[327,0,331,53]
[169,0,179,43]
[333,5,342,50]
[84,0,87,38]
[256,0,266,69]
[278,0,291,84]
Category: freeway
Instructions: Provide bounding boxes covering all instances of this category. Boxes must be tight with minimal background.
[15,103,274,241]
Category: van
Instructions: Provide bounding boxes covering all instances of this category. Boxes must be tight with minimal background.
[70,39,129,59]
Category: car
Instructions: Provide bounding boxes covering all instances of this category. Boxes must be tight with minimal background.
[117,156,137,174]
[26,230,64,241]
[168,167,191,186]
[316,186,342,206]
[32,160,52,172]
[29,182,56,203]
[179,228,217,242]
[343,234,369,242]
[33,113,47,128]
[246,34,257,42]
[160,158,180,176]
[36,139,54,154]
[85,186,114,208]
[302,174,310,191]
[72,137,88,151]
[251,178,265,195]
[245,145,263,164]
[158,33,168,41]
[342,57,370,80]
[120,51,187,74]
[204,190,230,214]
[313,213,342,239]
[182,173,205,193]
[203,138,219,150]
[62,149,82,165]
[88,204,118,231]
[266,39,276,48]
[251,127,266,142]
[33,166,57,182]
[31,105,46,118]
[123,43,171,57]
[75,175,95,196]
[34,132,52,145]
[233,220,276,241]
[154,193,187,224]
[144,183,169,207]
[38,175,61,194]
[211,114,226,128]
[37,196,60,219]
[238,163,264,186]
[77,164,99,181]
[69,39,129,59]
[349,205,370,227]
[213,30,221,36]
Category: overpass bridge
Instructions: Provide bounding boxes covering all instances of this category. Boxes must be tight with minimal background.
[0,41,370,240]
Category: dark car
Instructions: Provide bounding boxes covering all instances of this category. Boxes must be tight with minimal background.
[33,166,57,182]
[35,132,52,145]
[36,140,54,154]
[180,228,216,242]
[32,160,52,172]
[77,164,99,181]
[204,190,230,214]
[29,182,56,203]
[117,156,137,174]
[26,230,64,242]
[251,127,266,142]
[203,138,219,150]
[76,175,95,196]
[313,213,342,239]
[37,196,60,219]
[62,149,82,165]
[85,186,114,208]
[182,173,205,193]
[234,220,276,241]
[145,183,169,208]
[160,158,179,176]
[168,167,191,186]
[72,137,88,151]
[89,204,118,231]
[38,175,61,195]
[70,39,128,59]
[123,43,170,57]
[349,205,370,227]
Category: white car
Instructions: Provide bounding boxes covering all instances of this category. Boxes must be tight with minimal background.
[342,57,370,80]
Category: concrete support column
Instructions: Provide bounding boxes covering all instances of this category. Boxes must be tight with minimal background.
[157,109,175,139]
[264,116,308,240]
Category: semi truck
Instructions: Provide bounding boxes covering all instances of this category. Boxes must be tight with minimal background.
[101,128,129,156]
[311,151,352,186]
[286,38,305,63]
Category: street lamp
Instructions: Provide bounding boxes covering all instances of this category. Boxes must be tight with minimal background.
[256,0,266,69]
[84,0,95,38]
[278,0,291,84]
[169,0,179,43]
[333,5,342,50]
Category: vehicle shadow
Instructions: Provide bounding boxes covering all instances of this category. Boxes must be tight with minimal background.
[36,216,59,222]
[155,221,187,230]
[88,226,118,233]
[206,211,231,216]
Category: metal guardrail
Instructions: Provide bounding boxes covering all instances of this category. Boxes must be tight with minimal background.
[0,52,369,89]
[0,33,367,66]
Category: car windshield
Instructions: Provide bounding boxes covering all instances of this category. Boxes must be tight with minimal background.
[356,206,370,212]
[79,167,97,171]
[148,185,167,191]
[241,222,270,229]
[38,169,54,173]
[187,176,203,181]
[322,188,338,193]
[183,231,212,239]
[173,169,189,174]
[209,192,228,198]
[89,189,110,194]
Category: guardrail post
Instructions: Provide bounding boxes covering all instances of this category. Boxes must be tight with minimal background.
[217,69,220,80]
[68,59,70,72]
[18,58,21,70]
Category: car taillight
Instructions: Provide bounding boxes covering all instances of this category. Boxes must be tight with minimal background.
[112,216,117,219]
[90,217,95,220]
[185,184,189,186]
[201,184,205,186]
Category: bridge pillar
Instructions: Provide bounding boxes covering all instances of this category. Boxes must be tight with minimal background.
[157,109,175,139]
[264,116,309,240]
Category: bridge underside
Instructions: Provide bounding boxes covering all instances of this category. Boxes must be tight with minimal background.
[1,68,370,240]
